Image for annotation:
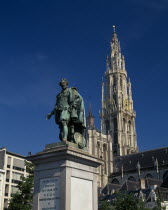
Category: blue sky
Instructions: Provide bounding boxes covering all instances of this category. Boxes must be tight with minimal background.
[0,0,168,155]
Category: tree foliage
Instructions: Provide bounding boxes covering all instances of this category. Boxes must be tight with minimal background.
[111,193,148,210]
[100,193,149,210]
[152,196,166,210]
[100,192,167,210]
[100,201,113,210]
[8,161,34,210]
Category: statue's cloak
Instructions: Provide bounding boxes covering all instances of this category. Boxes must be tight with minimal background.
[55,87,86,128]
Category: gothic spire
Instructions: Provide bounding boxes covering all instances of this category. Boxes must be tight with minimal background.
[88,103,93,117]
[111,26,121,57]
[102,27,137,156]
[109,26,125,71]
[86,103,94,128]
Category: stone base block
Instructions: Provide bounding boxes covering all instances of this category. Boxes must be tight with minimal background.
[27,143,101,210]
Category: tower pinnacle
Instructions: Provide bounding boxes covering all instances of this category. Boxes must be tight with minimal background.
[88,103,93,117]
[113,25,116,32]
[107,27,126,72]
[86,103,94,128]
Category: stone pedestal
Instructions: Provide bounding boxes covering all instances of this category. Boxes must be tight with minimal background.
[27,142,101,210]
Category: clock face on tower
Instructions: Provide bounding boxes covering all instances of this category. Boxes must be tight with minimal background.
[124,99,131,111]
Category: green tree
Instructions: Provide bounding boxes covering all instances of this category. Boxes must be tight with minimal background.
[152,196,166,210]
[111,193,149,210]
[8,161,34,210]
[100,200,112,210]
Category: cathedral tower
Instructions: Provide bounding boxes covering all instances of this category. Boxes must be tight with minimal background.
[101,27,138,156]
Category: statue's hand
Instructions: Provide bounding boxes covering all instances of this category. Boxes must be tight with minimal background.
[46,113,52,120]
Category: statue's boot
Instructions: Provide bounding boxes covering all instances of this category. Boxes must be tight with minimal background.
[62,138,67,142]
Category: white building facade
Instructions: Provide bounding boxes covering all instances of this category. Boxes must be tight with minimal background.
[0,147,27,209]
[0,169,5,210]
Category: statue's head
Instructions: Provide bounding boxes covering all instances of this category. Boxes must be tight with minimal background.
[59,78,68,90]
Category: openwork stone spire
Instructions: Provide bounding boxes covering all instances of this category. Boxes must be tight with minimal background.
[106,26,126,72]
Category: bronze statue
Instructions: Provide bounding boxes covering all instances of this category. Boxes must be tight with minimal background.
[46,79,86,148]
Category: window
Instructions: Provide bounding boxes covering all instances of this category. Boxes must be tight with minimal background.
[111,178,119,184]
[12,172,22,183]
[97,142,100,158]
[5,184,9,197]
[128,121,132,146]
[113,150,117,156]
[7,157,11,166]
[4,199,8,209]
[123,118,126,132]
[13,158,25,171]
[120,76,122,89]
[145,173,153,179]
[128,121,131,132]
[11,185,19,195]
[113,118,118,144]
[128,176,136,182]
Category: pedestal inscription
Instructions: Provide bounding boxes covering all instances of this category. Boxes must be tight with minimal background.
[39,177,60,210]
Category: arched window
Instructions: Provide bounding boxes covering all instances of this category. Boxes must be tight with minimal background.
[128,176,136,182]
[123,118,126,132]
[111,178,119,184]
[97,142,100,158]
[163,170,168,180]
[128,121,131,132]
[114,76,117,86]
[113,118,118,144]
[145,173,153,179]
[120,76,123,89]
[113,94,117,106]
[113,150,117,156]
[121,93,123,108]
[122,118,126,145]
[128,121,132,146]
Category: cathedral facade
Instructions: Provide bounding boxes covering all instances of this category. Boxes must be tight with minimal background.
[86,29,168,189]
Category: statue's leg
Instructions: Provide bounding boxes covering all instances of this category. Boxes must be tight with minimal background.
[61,120,68,142]
[59,125,63,141]
[70,124,75,142]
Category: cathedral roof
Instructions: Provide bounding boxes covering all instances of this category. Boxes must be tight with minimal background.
[145,178,162,188]
[119,180,140,192]
[101,183,122,195]
[113,147,168,174]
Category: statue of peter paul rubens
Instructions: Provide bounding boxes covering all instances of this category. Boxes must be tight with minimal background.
[46,79,86,149]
